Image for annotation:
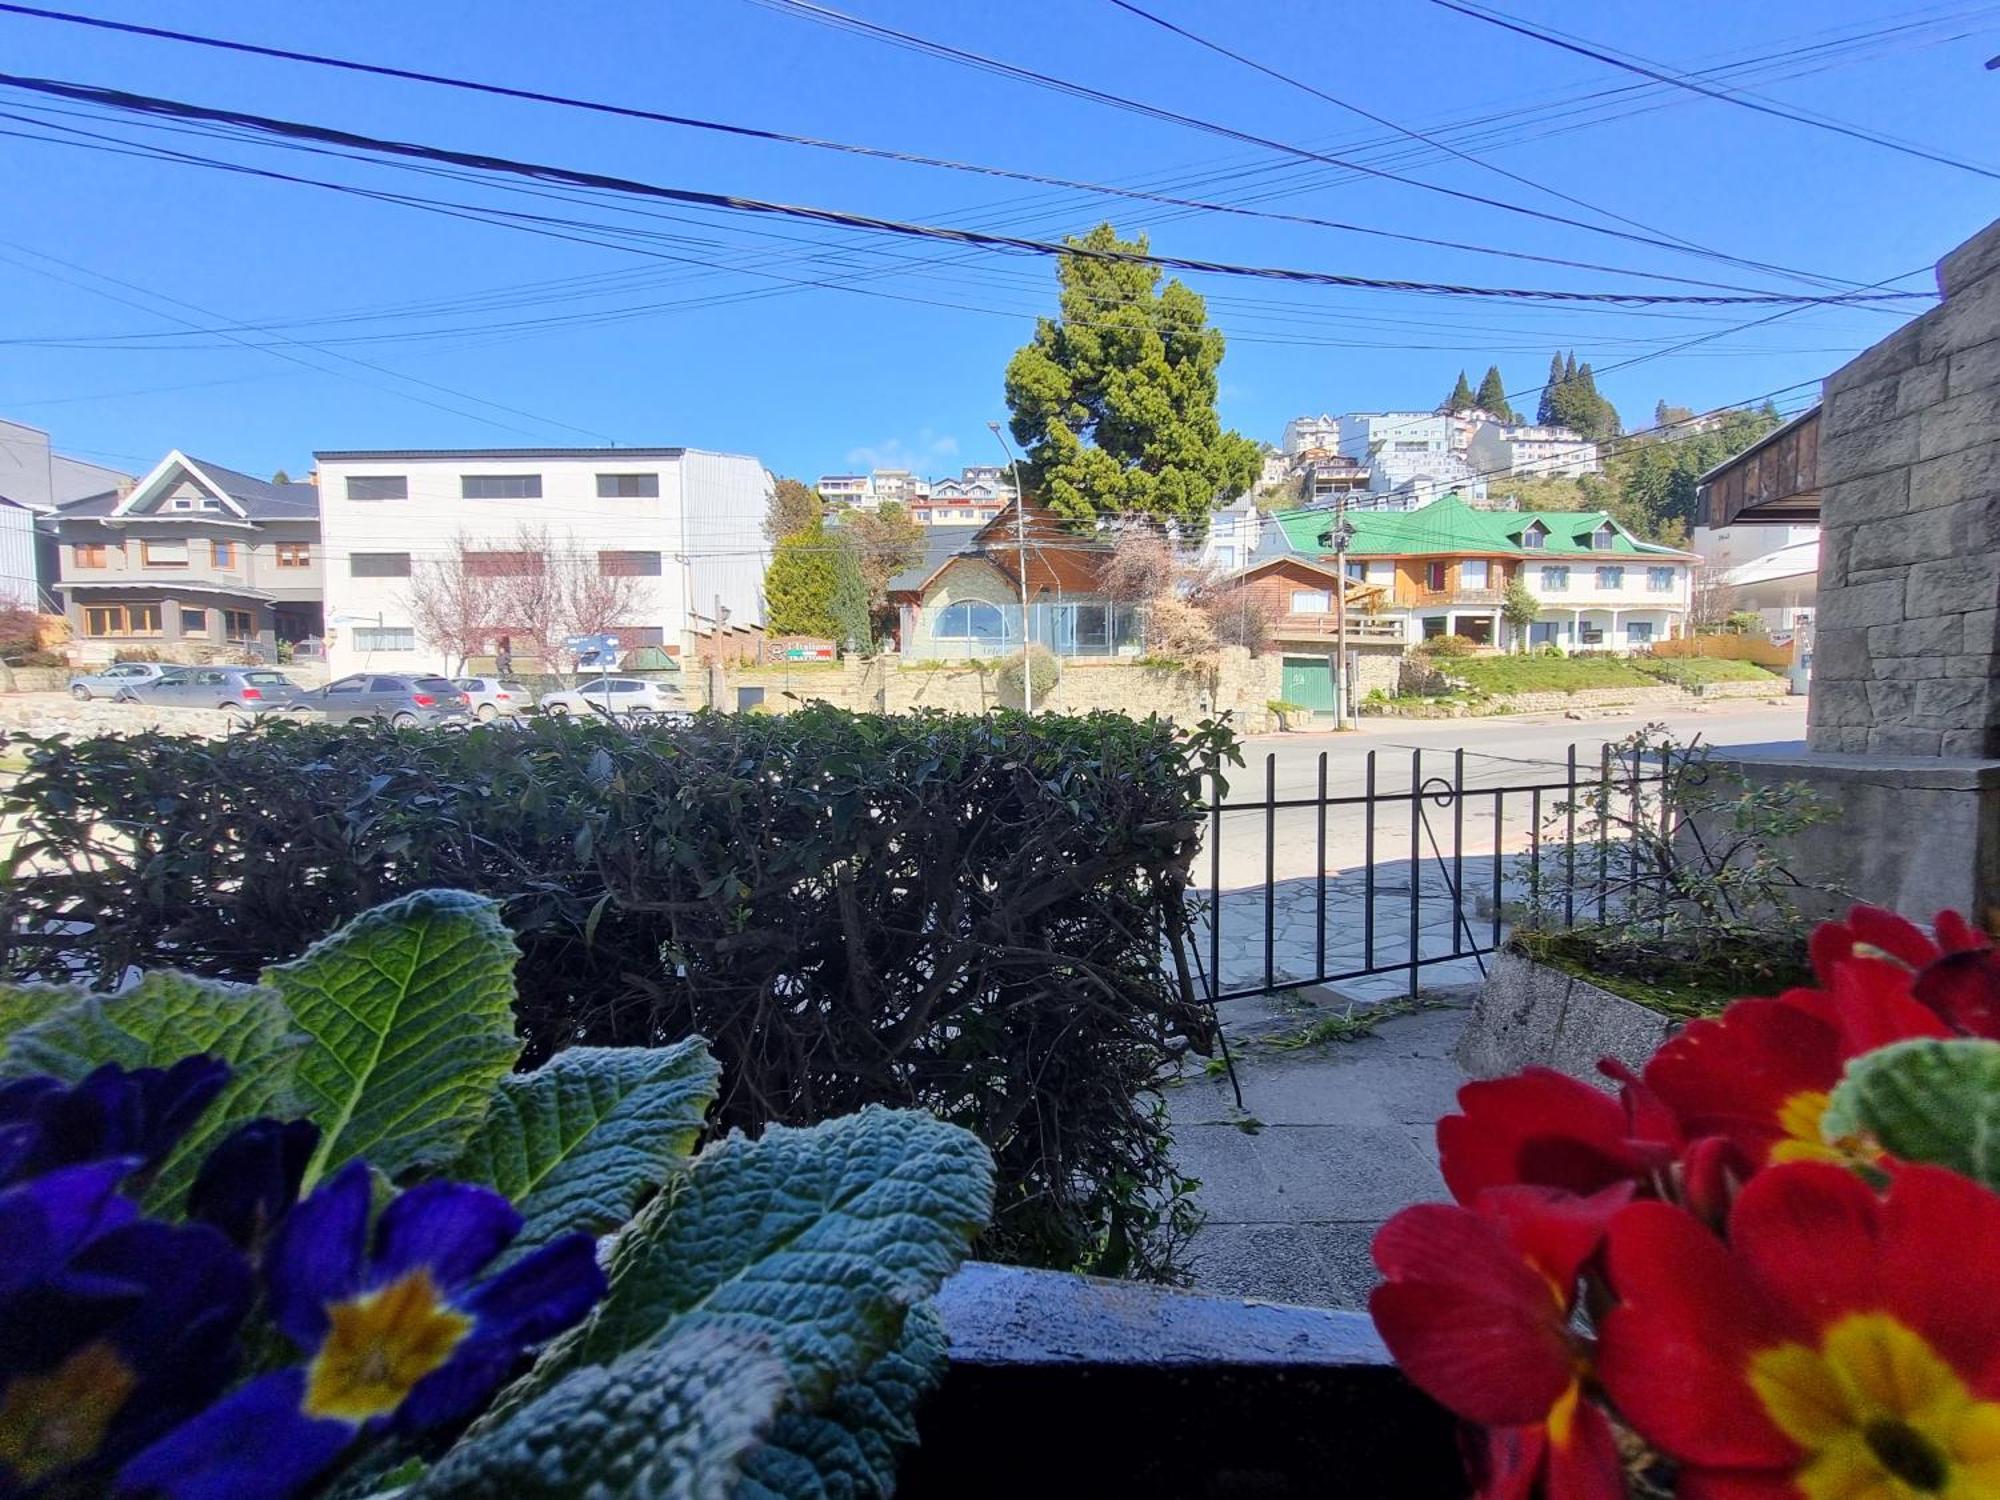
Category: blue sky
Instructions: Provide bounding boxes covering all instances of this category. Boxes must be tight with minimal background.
[0,0,1995,485]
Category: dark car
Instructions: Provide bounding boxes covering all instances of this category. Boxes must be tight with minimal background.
[115,666,304,715]
[301,673,470,726]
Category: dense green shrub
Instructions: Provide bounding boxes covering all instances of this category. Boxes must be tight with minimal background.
[1415,633,1477,658]
[0,706,1225,1279]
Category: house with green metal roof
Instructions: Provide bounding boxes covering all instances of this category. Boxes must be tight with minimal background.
[1253,494,1695,653]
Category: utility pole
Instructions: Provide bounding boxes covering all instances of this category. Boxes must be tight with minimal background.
[1329,493,1356,730]
[987,420,1033,714]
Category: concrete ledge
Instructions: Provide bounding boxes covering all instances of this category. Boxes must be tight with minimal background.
[908,1262,1462,1498]
[1456,948,1676,1086]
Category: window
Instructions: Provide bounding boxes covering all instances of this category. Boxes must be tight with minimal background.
[464,551,543,578]
[1290,589,1332,615]
[141,540,188,568]
[1421,616,1450,639]
[1540,565,1570,591]
[1461,560,1490,589]
[325,675,367,694]
[1425,561,1448,591]
[355,627,416,652]
[1626,621,1655,644]
[1344,560,1365,581]
[1647,566,1676,593]
[371,676,411,692]
[222,609,256,641]
[613,626,666,648]
[1367,560,1394,585]
[595,473,659,498]
[180,608,208,635]
[1592,525,1617,551]
[350,552,412,578]
[933,599,1008,642]
[275,542,312,568]
[1055,604,1110,653]
[1596,566,1626,590]
[211,540,237,568]
[345,475,408,501]
[82,604,161,638]
[1521,524,1547,549]
[73,542,113,569]
[598,550,663,577]
[461,474,542,499]
[1394,440,1430,453]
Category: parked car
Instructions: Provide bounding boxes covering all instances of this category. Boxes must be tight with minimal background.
[453,676,535,722]
[68,662,182,701]
[114,666,304,714]
[537,677,688,718]
[298,673,470,726]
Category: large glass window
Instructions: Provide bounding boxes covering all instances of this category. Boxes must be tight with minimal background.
[345,476,408,501]
[350,553,412,578]
[933,599,1008,642]
[1596,566,1626,590]
[595,473,660,498]
[222,609,256,641]
[598,551,663,577]
[141,540,188,568]
[461,474,542,499]
[1647,566,1676,592]
[1540,565,1570,591]
[82,604,161,637]
[1290,589,1332,615]
[1461,559,1490,588]
[355,627,416,652]
[1626,620,1655,643]
[463,551,542,577]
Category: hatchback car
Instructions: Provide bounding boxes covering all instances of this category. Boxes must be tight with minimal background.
[453,676,535,722]
[299,673,471,726]
[114,666,304,714]
[68,662,182,701]
[537,677,687,718]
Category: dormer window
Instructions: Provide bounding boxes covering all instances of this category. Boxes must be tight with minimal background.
[1592,524,1616,550]
[1521,522,1547,549]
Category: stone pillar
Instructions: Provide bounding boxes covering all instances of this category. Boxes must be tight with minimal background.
[1810,219,2000,757]
[1717,217,2000,921]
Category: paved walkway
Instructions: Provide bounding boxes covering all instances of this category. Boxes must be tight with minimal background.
[1165,990,1470,1309]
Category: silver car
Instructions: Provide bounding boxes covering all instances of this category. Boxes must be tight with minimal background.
[453,676,536,722]
[300,673,471,726]
[69,662,182,701]
[116,666,305,715]
[538,677,688,718]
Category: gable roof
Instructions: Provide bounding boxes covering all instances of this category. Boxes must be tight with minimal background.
[887,526,979,595]
[1271,494,1691,560]
[98,450,318,522]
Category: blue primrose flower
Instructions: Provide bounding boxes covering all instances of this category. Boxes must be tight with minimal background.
[0,1160,251,1496]
[117,1162,607,1500]
[186,1119,319,1251]
[0,1058,229,1188]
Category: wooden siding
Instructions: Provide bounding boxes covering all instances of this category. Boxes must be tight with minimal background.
[1700,407,1821,527]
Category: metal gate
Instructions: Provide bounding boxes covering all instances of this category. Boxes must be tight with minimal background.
[1278,656,1335,716]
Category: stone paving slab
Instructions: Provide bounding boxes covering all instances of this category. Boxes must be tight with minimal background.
[1166,1004,1469,1311]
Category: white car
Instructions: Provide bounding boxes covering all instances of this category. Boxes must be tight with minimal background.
[537,677,688,718]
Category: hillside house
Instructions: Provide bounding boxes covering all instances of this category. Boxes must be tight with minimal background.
[1263,495,1694,652]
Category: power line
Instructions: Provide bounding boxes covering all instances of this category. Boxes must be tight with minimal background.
[0,72,1934,309]
[1429,0,2000,182]
[742,0,1886,293]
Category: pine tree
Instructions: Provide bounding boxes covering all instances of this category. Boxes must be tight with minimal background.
[1537,352,1565,424]
[828,536,872,650]
[1004,222,1261,530]
[764,523,842,637]
[1564,352,1578,382]
[1475,366,1512,421]
[1444,370,1475,414]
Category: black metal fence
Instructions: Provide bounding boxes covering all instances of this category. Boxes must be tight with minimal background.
[1190,742,1671,1003]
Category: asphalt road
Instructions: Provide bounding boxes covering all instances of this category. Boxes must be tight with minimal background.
[1202,698,1808,888]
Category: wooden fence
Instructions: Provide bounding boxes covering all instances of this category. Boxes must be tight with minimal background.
[1650,634,1793,670]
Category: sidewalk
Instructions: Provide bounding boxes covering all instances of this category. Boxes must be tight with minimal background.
[1164,988,1470,1309]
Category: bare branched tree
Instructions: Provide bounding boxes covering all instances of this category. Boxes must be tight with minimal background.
[1099,528,1177,610]
[403,531,505,675]
[1689,562,1737,634]
[489,525,656,681]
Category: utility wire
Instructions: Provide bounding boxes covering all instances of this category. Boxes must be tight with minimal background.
[1429,0,2000,182]
[0,73,1932,308]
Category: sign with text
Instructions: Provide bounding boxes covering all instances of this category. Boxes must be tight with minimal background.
[565,633,622,665]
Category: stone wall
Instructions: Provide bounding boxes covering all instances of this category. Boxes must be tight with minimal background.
[0,698,242,739]
[1811,219,2000,757]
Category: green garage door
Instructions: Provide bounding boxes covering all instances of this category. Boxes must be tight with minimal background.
[1281,655,1335,716]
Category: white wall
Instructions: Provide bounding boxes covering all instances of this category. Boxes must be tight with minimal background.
[1689,523,1819,572]
[0,502,36,606]
[318,449,772,674]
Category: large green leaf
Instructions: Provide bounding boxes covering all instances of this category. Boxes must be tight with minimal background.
[507,1108,991,1419]
[407,1327,789,1500]
[0,981,77,1046]
[1,971,304,1211]
[737,1303,948,1500]
[450,1041,719,1266]
[268,889,522,1188]
[1825,1037,2000,1187]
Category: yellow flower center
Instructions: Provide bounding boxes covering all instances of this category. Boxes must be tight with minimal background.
[0,1341,137,1483]
[1748,1312,2000,1497]
[304,1269,472,1424]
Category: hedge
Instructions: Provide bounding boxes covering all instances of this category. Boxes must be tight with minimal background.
[0,707,1229,1279]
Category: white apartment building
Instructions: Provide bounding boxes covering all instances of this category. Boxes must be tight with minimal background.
[814,468,935,509]
[1331,412,1489,504]
[817,474,873,506]
[1465,421,1601,479]
[1281,414,1342,455]
[315,447,772,675]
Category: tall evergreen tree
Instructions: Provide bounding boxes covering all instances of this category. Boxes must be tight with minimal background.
[1537,352,1565,424]
[1004,222,1261,531]
[1564,352,1578,382]
[828,536,872,650]
[1474,365,1513,421]
[764,523,842,637]
[1444,370,1475,414]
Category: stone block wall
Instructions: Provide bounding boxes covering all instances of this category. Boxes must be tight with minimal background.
[1811,219,2000,757]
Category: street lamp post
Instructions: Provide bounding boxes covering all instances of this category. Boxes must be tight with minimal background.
[1328,494,1356,731]
[986,420,1033,714]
